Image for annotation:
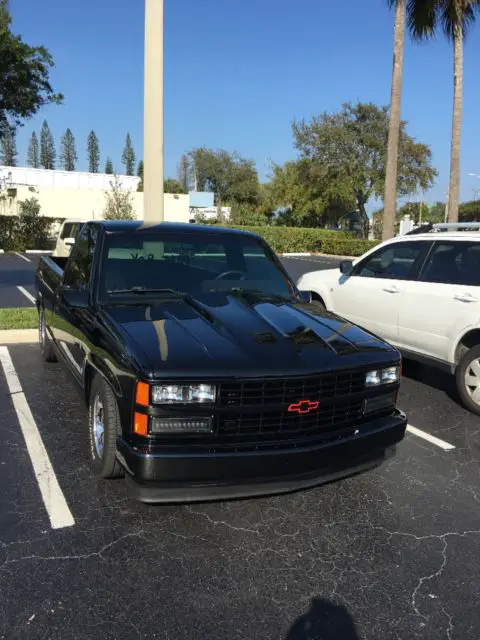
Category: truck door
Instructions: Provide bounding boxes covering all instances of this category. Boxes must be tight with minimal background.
[51,225,96,380]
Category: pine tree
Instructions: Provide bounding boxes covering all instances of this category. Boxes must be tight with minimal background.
[178,154,190,192]
[27,131,40,168]
[136,160,144,191]
[60,128,77,171]
[87,130,100,173]
[105,157,114,174]
[0,125,17,166]
[40,120,56,169]
[121,133,135,176]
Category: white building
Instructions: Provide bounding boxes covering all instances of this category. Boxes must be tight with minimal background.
[0,166,190,223]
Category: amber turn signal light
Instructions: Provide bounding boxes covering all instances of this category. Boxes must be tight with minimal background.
[133,412,148,436]
[135,381,150,406]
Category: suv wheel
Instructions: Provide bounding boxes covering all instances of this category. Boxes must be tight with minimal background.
[456,345,480,416]
[88,375,124,479]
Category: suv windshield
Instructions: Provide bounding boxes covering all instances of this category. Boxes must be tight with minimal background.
[99,231,296,302]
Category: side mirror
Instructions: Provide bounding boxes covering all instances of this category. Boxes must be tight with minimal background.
[58,287,89,309]
[64,237,75,246]
[298,290,312,304]
[339,260,354,276]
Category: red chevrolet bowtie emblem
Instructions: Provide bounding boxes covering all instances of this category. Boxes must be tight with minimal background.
[288,400,319,414]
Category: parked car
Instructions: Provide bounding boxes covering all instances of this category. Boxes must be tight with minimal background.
[51,219,85,257]
[35,221,406,502]
[297,223,480,414]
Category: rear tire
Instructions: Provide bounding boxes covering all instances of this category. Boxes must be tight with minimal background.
[456,344,480,416]
[38,305,57,363]
[88,375,124,479]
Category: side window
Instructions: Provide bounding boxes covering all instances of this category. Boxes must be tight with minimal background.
[63,226,95,290]
[353,241,428,280]
[420,241,480,286]
[60,223,83,240]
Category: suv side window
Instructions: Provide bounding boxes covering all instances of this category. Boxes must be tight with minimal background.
[352,241,429,280]
[63,226,95,290]
[419,241,480,286]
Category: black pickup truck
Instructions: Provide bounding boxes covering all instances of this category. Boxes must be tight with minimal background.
[35,220,407,503]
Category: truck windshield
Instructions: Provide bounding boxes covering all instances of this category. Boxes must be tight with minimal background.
[99,231,296,302]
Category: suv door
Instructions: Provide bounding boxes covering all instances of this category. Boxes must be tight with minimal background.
[398,240,480,363]
[330,240,429,342]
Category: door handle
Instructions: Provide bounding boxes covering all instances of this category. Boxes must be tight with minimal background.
[382,285,400,294]
[454,293,478,303]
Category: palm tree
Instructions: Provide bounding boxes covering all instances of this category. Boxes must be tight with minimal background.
[408,0,480,223]
[383,0,406,241]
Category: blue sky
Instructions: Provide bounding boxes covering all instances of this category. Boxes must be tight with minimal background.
[10,0,480,209]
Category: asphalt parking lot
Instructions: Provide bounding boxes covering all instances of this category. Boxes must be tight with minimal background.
[0,252,479,639]
[0,252,42,308]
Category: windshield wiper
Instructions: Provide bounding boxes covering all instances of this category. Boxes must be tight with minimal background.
[108,287,188,297]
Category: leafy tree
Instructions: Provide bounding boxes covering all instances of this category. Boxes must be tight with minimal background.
[121,133,135,175]
[87,130,100,173]
[408,0,480,223]
[27,131,39,167]
[19,197,41,217]
[164,178,186,194]
[103,175,135,220]
[178,154,190,192]
[0,125,17,165]
[0,2,62,132]
[104,157,114,174]
[383,0,406,241]
[292,102,437,237]
[136,160,144,191]
[40,120,55,169]
[230,202,269,226]
[459,199,480,222]
[189,147,259,219]
[60,128,77,171]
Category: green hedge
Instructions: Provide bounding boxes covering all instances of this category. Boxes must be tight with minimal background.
[218,225,378,256]
[0,215,64,252]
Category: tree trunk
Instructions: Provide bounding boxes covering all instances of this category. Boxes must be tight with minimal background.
[382,0,405,241]
[357,202,370,239]
[447,28,463,224]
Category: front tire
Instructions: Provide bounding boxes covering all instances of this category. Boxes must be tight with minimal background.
[38,305,57,363]
[456,345,480,416]
[88,375,124,479]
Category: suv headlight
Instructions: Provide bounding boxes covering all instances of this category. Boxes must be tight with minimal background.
[152,383,216,404]
[365,366,400,387]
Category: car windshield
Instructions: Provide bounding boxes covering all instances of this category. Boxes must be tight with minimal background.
[99,231,296,302]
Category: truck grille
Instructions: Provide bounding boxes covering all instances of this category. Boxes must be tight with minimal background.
[219,398,365,439]
[218,370,367,408]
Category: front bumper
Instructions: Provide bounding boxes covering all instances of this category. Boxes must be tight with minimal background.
[117,410,407,503]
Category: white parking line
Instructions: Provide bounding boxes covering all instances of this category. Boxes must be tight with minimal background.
[17,286,36,305]
[0,346,75,529]
[407,424,455,451]
[14,252,31,263]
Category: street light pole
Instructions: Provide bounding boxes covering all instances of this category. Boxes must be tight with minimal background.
[143,0,164,222]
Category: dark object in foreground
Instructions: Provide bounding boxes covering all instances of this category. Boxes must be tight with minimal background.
[35,221,407,503]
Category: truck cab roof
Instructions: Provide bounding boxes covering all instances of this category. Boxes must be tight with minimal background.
[91,220,258,238]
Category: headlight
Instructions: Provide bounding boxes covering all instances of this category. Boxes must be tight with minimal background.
[365,366,400,387]
[152,383,216,404]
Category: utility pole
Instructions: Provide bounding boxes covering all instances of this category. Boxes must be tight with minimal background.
[143,0,164,222]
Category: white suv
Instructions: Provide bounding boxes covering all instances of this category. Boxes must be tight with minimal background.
[297,223,480,414]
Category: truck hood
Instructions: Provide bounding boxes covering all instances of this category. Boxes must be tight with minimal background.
[103,295,398,379]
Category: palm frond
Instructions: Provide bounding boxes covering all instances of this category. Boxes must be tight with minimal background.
[407,0,439,40]
[439,0,478,40]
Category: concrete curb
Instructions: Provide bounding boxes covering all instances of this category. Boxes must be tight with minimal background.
[0,250,4,254]
[25,250,52,254]
[0,329,38,344]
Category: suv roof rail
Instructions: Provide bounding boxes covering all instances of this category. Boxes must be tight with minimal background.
[405,223,433,235]
[432,222,480,231]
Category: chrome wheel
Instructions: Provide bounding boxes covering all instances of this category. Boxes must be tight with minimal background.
[92,395,105,458]
[39,309,45,349]
[464,358,480,406]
